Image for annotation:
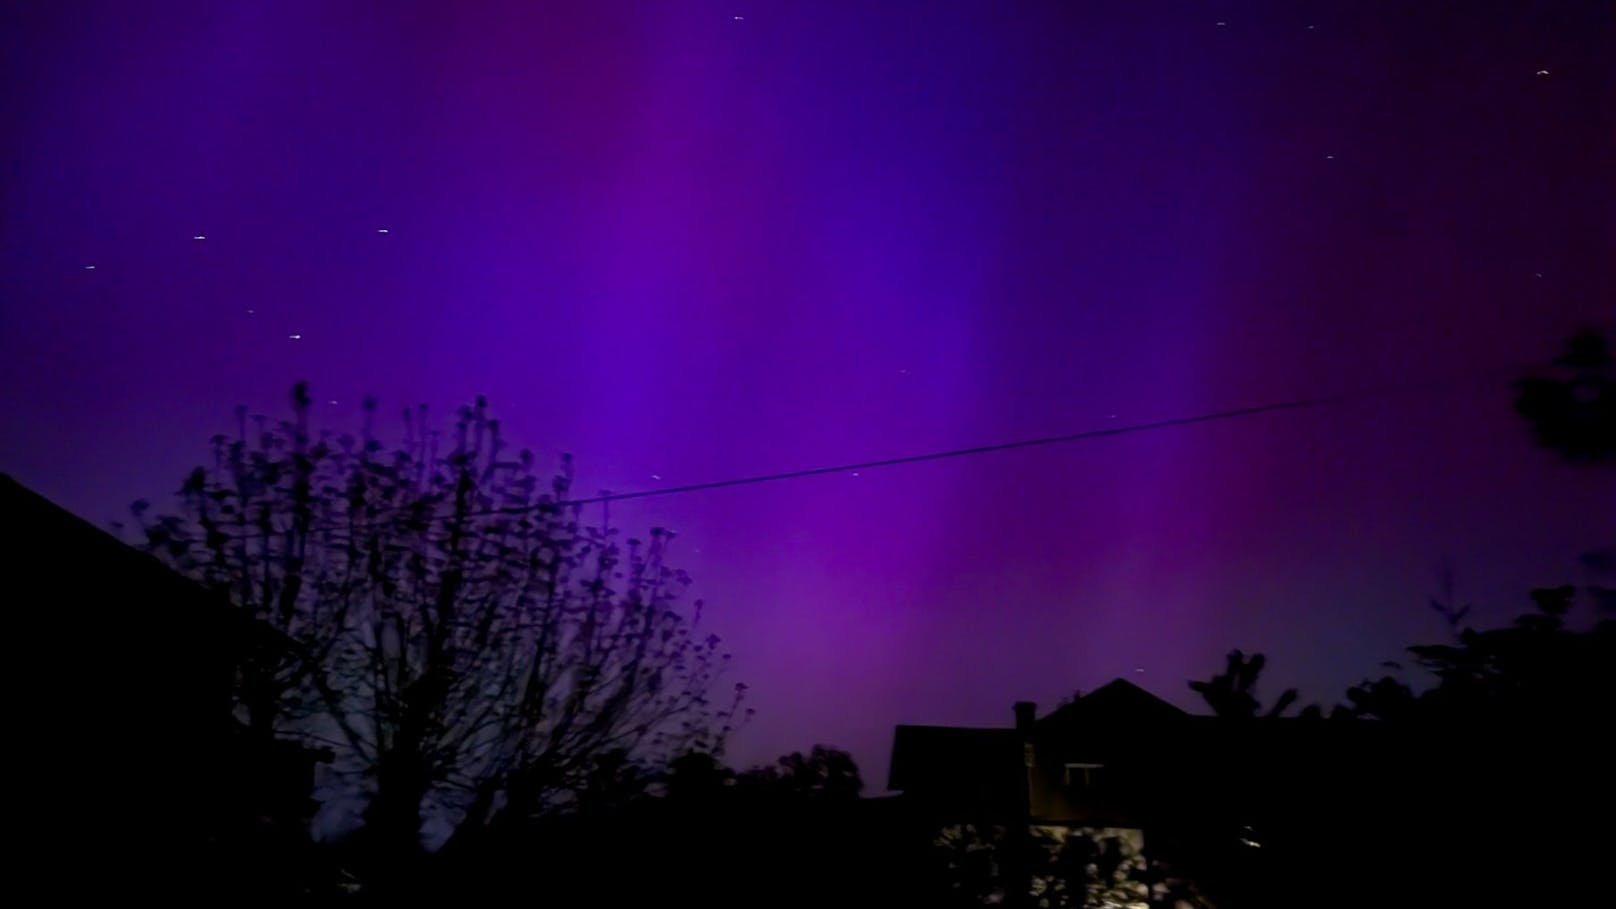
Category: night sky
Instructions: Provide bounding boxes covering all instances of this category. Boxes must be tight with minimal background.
[3,1,1612,777]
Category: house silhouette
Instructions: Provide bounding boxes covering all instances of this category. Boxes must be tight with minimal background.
[889,668,1613,907]
[890,679,1212,830]
[2,475,325,896]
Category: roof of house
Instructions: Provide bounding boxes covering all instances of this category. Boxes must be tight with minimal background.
[1,473,285,652]
[887,724,1022,796]
[1039,678,1190,730]
[887,679,1198,803]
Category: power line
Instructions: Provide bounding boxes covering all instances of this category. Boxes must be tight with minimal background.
[550,398,1320,509]
[190,361,1527,534]
[515,362,1527,512]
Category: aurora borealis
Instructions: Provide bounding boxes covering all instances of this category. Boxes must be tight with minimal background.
[3,1,1611,774]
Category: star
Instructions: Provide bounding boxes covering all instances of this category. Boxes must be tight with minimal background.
[377,228,390,234]
[288,333,303,340]
[1536,69,1550,77]
[1325,154,1335,160]
[733,15,744,21]
[192,234,206,241]
[83,264,96,270]
[651,474,663,481]
[1216,21,1227,27]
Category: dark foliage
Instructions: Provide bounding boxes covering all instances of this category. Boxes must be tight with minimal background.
[1189,586,1615,907]
[1514,328,1615,463]
[1188,649,1297,719]
[432,746,926,906]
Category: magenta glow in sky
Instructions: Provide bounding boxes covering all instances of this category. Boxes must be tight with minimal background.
[3,1,1612,774]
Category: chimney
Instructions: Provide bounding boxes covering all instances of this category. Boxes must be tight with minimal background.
[1013,700,1037,734]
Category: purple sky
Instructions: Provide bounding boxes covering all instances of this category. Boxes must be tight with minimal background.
[3,1,1612,776]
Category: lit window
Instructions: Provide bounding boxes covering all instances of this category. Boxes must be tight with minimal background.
[1064,762,1103,790]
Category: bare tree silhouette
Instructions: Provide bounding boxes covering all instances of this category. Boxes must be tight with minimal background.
[132,384,743,872]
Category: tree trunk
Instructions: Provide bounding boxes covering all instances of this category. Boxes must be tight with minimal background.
[361,746,430,874]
